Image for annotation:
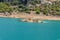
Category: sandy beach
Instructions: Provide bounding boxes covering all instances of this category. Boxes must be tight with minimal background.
[0,13,60,20]
[18,14,60,20]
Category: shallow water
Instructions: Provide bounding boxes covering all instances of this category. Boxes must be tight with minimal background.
[0,18,60,40]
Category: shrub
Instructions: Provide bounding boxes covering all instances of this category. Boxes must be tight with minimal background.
[0,3,13,13]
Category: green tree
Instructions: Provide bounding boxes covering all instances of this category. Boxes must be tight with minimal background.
[0,3,13,13]
[35,7,41,14]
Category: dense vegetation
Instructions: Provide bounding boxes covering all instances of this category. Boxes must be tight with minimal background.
[0,3,13,13]
[0,0,60,16]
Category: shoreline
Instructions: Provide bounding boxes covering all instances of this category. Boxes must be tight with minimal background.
[0,14,60,20]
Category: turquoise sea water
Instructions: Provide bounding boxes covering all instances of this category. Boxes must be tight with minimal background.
[0,18,60,40]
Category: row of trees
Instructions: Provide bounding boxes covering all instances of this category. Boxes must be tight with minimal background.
[40,1,60,16]
[0,0,60,16]
[0,3,13,13]
[27,0,60,16]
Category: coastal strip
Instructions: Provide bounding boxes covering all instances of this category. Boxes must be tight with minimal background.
[0,14,60,20]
